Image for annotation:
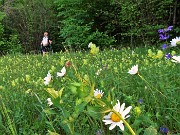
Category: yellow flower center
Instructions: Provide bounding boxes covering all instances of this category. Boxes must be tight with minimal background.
[111,112,121,122]
[95,94,101,99]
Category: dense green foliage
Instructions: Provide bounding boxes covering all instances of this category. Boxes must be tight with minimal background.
[0,1,180,134]
[55,0,116,49]
[55,0,180,48]
[0,0,59,53]
[0,0,180,53]
[0,47,179,134]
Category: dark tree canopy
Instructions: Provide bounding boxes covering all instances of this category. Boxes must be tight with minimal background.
[0,0,179,53]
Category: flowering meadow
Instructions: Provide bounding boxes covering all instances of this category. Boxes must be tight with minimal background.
[0,43,180,135]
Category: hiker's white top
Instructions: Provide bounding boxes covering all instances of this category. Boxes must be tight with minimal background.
[42,37,49,46]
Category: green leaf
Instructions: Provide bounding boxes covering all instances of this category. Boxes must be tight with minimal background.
[71,82,81,87]
[143,126,157,135]
[87,106,111,120]
[62,117,74,134]
[0,113,2,127]
[43,109,56,115]
[69,85,77,94]
[48,130,60,135]
[46,87,64,99]
[94,98,106,107]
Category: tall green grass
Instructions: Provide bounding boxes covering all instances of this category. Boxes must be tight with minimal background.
[0,47,179,135]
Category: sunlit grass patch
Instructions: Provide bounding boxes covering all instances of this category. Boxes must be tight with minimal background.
[0,47,179,134]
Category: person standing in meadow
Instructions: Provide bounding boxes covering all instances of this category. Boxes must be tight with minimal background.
[41,31,52,56]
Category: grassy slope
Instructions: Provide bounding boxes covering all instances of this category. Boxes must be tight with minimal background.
[0,48,179,135]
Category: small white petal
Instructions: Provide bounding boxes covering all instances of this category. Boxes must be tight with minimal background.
[44,72,52,85]
[109,122,117,130]
[117,121,124,131]
[122,106,132,118]
[44,81,49,85]
[47,98,53,106]
[125,115,130,119]
[57,67,66,77]
[61,67,66,73]
[113,100,120,112]
[104,113,112,119]
[120,103,125,114]
[57,72,64,77]
[88,42,93,48]
[102,120,113,125]
[171,56,180,63]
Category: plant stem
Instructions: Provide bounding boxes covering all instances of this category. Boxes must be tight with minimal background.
[137,73,167,98]
[112,109,136,135]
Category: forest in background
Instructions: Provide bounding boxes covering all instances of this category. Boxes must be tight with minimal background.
[0,0,180,54]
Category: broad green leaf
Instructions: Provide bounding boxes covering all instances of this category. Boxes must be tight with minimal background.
[143,126,157,135]
[69,85,77,94]
[74,102,88,115]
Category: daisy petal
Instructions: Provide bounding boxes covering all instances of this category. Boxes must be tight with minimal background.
[122,106,132,117]
[104,112,112,119]
[57,67,66,77]
[102,120,113,125]
[117,121,124,131]
[109,122,117,130]
[113,100,120,112]
[125,115,130,119]
[120,103,125,114]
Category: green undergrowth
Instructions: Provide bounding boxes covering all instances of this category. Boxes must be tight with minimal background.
[0,47,179,135]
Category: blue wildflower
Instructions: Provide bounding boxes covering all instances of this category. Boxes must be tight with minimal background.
[158,26,173,40]
[161,44,168,50]
[159,34,165,40]
[158,29,164,33]
[160,127,168,134]
[165,26,173,32]
[159,34,170,40]
[138,99,143,104]
[165,53,171,59]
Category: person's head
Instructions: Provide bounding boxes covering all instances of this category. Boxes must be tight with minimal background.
[44,32,48,37]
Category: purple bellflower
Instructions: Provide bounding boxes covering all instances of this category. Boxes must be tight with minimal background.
[160,127,168,134]
[158,29,164,33]
[165,26,173,32]
[158,26,173,40]
[159,34,170,40]
[165,53,171,59]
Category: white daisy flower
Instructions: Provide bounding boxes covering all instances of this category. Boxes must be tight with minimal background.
[171,56,180,63]
[94,89,104,98]
[88,42,93,48]
[128,65,138,75]
[44,71,52,85]
[170,37,180,47]
[57,67,66,77]
[103,100,132,131]
[47,98,53,106]
[95,68,102,75]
